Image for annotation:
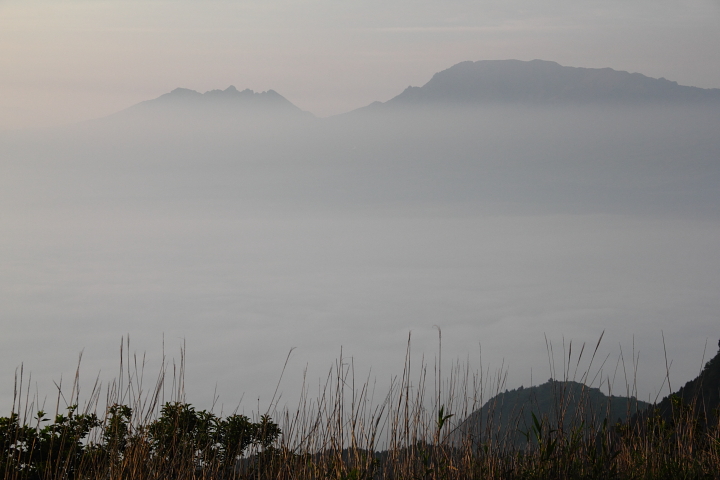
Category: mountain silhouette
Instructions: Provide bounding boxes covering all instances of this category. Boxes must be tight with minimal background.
[368,59,720,108]
[98,85,311,126]
[449,379,649,448]
[138,86,304,111]
[99,60,720,122]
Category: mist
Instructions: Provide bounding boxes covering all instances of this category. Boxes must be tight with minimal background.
[1,96,720,414]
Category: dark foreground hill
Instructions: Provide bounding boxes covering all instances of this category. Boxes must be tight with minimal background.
[365,59,720,109]
[449,380,650,448]
[640,340,720,429]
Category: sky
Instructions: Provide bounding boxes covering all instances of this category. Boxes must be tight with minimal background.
[1,0,720,424]
[1,0,720,128]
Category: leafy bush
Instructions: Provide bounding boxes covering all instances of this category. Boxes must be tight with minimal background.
[0,406,100,480]
[0,402,280,480]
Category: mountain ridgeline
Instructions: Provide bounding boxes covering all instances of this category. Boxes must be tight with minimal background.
[99,85,311,128]
[10,59,720,215]
[103,59,720,122]
[374,59,720,108]
[130,85,307,114]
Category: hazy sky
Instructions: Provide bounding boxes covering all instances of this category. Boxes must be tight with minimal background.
[2,0,720,128]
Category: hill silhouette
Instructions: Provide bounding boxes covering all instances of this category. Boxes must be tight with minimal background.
[449,379,650,448]
[369,59,720,108]
[642,340,720,429]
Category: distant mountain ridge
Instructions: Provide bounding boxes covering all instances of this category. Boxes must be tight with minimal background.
[141,85,302,109]
[97,59,720,123]
[371,59,720,108]
[103,85,311,123]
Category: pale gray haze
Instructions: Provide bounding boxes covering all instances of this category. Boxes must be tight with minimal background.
[1,0,720,417]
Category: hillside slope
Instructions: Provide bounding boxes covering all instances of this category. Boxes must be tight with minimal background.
[450,380,649,447]
[647,340,720,429]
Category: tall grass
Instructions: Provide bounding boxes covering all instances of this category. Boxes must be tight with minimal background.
[2,333,719,479]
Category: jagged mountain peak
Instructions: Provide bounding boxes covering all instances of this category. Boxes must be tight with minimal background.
[99,85,311,124]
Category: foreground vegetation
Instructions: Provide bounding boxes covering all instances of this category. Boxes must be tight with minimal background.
[2,337,719,479]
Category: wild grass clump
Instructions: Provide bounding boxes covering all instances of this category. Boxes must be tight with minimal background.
[2,333,719,479]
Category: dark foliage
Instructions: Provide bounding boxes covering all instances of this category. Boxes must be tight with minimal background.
[0,402,280,480]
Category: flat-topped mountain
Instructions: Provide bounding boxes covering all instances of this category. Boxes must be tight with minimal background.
[375,59,720,107]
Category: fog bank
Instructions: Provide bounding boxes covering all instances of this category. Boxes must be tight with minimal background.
[1,102,719,413]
